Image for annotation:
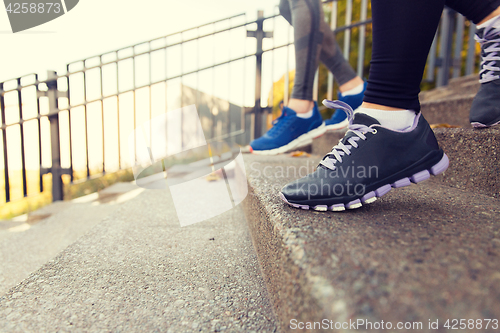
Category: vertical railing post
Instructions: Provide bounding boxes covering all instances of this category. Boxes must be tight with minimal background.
[465,23,477,76]
[0,83,10,203]
[247,11,273,139]
[437,8,456,87]
[46,71,64,201]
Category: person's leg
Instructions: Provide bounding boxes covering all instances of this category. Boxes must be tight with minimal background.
[249,0,326,154]
[317,16,361,91]
[278,0,363,111]
[278,0,321,112]
[280,0,450,211]
[362,0,445,112]
[447,0,500,127]
[316,3,366,130]
[446,0,500,25]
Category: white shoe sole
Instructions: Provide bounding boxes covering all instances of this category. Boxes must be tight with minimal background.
[252,123,326,155]
[325,118,349,131]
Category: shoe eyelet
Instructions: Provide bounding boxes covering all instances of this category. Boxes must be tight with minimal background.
[372,129,378,135]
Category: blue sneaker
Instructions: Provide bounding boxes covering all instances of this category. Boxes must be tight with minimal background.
[325,82,367,131]
[250,102,326,155]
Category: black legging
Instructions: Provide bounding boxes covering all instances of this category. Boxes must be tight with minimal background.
[365,0,500,111]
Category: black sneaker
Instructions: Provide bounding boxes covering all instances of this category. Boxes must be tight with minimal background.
[470,16,500,128]
[280,100,449,211]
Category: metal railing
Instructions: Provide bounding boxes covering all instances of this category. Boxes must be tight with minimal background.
[0,1,481,205]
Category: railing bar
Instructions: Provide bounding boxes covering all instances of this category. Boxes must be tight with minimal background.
[242,13,247,143]
[17,79,28,197]
[180,32,184,149]
[357,0,367,77]
[426,32,439,82]
[36,75,44,192]
[0,83,10,202]
[211,23,216,139]
[327,0,337,100]
[436,8,450,87]
[284,25,290,106]
[343,0,352,60]
[453,14,465,78]
[66,68,74,183]
[164,37,168,152]
[148,42,153,154]
[100,56,105,174]
[313,69,319,101]
[196,27,201,140]
[2,30,372,131]
[466,23,477,76]
[132,50,137,165]
[83,69,90,178]
[269,12,275,121]
[227,19,232,140]
[0,73,37,89]
[67,13,248,65]
[62,20,373,77]
[115,52,122,170]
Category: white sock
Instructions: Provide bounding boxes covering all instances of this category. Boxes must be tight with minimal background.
[340,83,364,97]
[356,107,417,131]
[296,108,314,118]
[477,14,500,29]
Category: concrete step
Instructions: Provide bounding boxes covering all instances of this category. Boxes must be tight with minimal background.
[242,154,500,332]
[0,187,278,332]
[419,75,480,102]
[418,74,480,128]
[433,127,499,198]
[0,182,144,296]
[447,74,480,90]
[420,94,474,128]
[312,127,499,198]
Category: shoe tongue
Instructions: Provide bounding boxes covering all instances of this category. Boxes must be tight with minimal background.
[476,26,485,39]
[352,112,380,126]
[337,112,379,145]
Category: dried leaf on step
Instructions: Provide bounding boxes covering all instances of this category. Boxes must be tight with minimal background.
[430,123,461,129]
[241,145,253,154]
[289,151,311,157]
[206,170,223,182]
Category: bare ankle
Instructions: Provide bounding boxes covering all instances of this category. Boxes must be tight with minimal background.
[339,77,364,93]
[361,102,406,111]
[287,99,314,113]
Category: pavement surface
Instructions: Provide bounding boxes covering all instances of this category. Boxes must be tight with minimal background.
[243,154,500,332]
[0,183,144,296]
[0,185,277,332]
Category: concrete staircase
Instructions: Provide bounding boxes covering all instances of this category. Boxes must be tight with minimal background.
[1,74,498,332]
[241,75,500,331]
